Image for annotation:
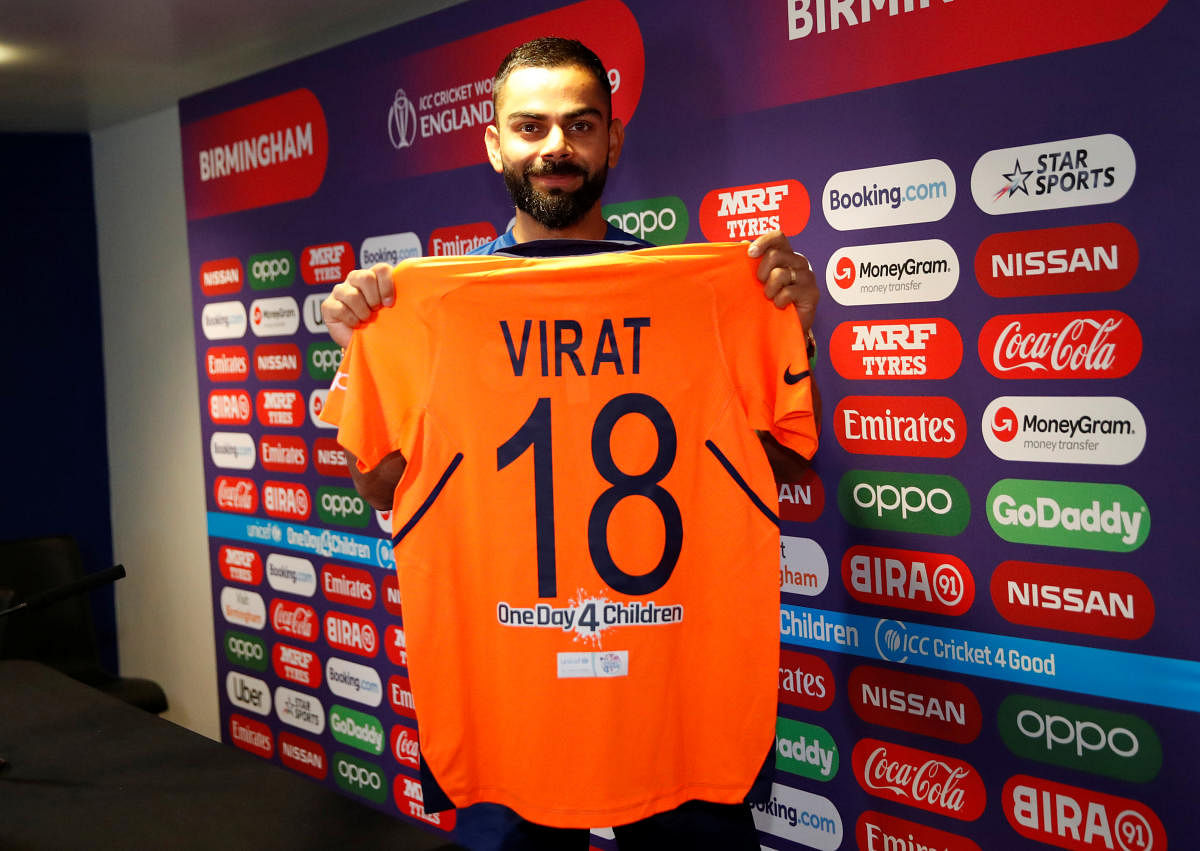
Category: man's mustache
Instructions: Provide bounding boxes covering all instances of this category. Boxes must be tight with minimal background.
[525,160,587,178]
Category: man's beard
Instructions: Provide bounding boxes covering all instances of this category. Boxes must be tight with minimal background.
[503,159,608,231]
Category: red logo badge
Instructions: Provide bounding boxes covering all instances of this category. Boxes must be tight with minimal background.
[830,318,962,380]
[394,774,456,831]
[253,343,302,381]
[271,599,318,642]
[428,221,497,256]
[1003,774,1165,851]
[834,395,966,457]
[208,389,252,425]
[852,738,986,820]
[229,713,273,758]
[262,481,310,521]
[279,731,327,780]
[975,223,1137,298]
[699,179,810,241]
[272,642,322,688]
[205,345,249,381]
[199,258,243,296]
[324,611,379,657]
[385,625,408,668]
[322,563,377,610]
[389,674,417,720]
[214,476,257,514]
[219,545,263,585]
[301,241,354,285]
[779,649,835,711]
[778,469,825,522]
[259,434,308,474]
[979,310,1142,379]
[382,575,404,618]
[256,389,305,428]
[849,666,982,743]
[842,545,974,616]
[857,811,980,851]
[391,724,420,768]
[989,405,1019,442]
[313,437,351,477]
[991,560,1154,640]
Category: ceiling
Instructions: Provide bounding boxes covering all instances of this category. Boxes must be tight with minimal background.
[0,0,465,133]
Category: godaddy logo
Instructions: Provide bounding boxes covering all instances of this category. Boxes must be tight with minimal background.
[998,695,1161,782]
[329,704,384,755]
[838,470,969,535]
[224,630,267,671]
[987,478,1149,552]
[307,341,343,380]
[602,196,689,245]
[333,752,387,803]
[317,486,370,528]
[775,717,838,781]
[248,251,295,289]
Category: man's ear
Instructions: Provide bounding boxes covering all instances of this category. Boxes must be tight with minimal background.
[485,125,504,174]
[607,117,625,169]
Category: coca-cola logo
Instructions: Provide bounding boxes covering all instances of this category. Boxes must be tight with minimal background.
[979,310,1142,379]
[271,599,318,642]
[214,476,257,514]
[391,725,420,767]
[852,738,985,820]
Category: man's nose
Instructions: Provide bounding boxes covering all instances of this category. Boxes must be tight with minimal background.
[539,124,570,158]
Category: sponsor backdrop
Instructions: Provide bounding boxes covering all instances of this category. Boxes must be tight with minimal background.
[181,1,1197,848]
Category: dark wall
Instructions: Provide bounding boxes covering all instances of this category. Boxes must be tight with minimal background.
[0,134,117,672]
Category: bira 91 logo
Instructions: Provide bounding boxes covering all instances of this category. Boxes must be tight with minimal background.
[826,239,958,306]
[230,713,273,758]
[983,396,1146,466]
[603,196,690,244]
[301,241,354,285]
[979,310,1142,379]
[830,318,962,380]
[991,560,1154,640]
[256,389,304,427]
[313,437,350,477]
[248,251,295,290]
[199,258,243,296]
[396,775,457,831]
[857,811,980,851]
[834,395,966,458]
[253,342,301,381]
[334,752,387,804]
[852,738,985,821]
[850,666,982,744]
[778,469,824,522]
[279,731,326,780]
[208,389,252,426]
[271,599,318,642]
[428,222,496,256]
[779,648,835,711]
[838,470,970,536]
[699,179,810,241]
[1003,774,1165,851]
[259,434,307,474]
[262,481,311,521]
[273,642,322,688]
[842,545,974,616]
[214,476,257,514]
[323,563,376,610]
[998,695,1162,783]
[987,479,1149,553]
[325,611,379,658]
[219,545,263,585]
[205,345,249,381]
[976,223,1137,298]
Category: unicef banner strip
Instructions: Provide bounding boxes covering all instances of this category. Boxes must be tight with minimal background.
[182,1,1198,849]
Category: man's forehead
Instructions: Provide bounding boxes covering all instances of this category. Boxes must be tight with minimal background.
[496,65,610,117]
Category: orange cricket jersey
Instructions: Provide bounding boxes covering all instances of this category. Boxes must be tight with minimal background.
[321,242,817,827]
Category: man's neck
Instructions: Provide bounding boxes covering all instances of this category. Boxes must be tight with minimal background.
[511,207,608,243]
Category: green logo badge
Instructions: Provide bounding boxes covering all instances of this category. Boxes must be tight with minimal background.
[602,196,690,245]
[307,341,343,380]
[224,630,267,671]
[317,486,371,528]
[987,479,1149,552]
[333,752,387,803]
[248,251,295,289]
[998,694,1161,782]
[330,705,385,755]
[838,470,970,535]
[775,717,838,781]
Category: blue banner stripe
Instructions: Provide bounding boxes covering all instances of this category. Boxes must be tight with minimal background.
[207,511,396,571]
[781,605,1200,713]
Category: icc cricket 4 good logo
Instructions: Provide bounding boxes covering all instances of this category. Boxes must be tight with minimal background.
[838,470,969,536]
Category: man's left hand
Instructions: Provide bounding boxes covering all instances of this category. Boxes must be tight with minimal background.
[748,230,819,334]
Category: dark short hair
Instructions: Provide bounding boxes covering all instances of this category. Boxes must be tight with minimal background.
[492,37,612,119]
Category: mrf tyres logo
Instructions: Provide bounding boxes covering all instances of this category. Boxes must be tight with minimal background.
[972,133,1135,215]
[699,180,810,241]
[830,317,962,380]
[838,470,969,536]
[998,694,1162,783]
[983,396,1146,466]
[988,479,1149,553]
[823,159,954,230]
[603,196,689,244]
[826,239,958,306]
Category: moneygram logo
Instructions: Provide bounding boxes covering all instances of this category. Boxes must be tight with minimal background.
[219,545,262,584]
[990,560,1154,640]
[227,670,271,715]
[273,642,321,688]
[780,536,828,596]
[205,345,249,382]
[209,389,252,425]
[779,649,835,711]
[275,685,325,734]
[253,342,301,381]
[699,180,810,241]
[209,432,255,470]
[248,251,295,290]
[327,656,384,707]
[972,133,1136,215]
[1003,774,1165,851]
[987,479,1149,552]
[824,159,954,230]
[279,731,327,780]
[998,695,1161,782]
[850,666,981,744]
[852,738,985,820]
[982,397,1145,465]
[334,752,387,804]
[224,630,267,671]
[330,705,385,756]
[857,812,980,851]
[428,222,496,256]
[975,223,1137,297]
[266,553,317,597]
[750,783,842,850]
[842,545,974,616]
[260,434,307,474]
[979,310,1142,379]
[301,241,354,285]
[199,258,243,296]
[181,88,328,220]
[317,486,371,528]
[830,317,962,380]
[214,476,257,514]
[220,587,266,630]
[775,718,838,781]
[838,470,969,536]
[834,395,965,458]
[256,389,304,427]
[249,296,300,337]
[201,301,247,340]
[309,388,335,429]
[603,196,689,244]
[825,239,958,305]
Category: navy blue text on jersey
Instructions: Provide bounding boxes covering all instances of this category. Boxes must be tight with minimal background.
[501,317,651,377]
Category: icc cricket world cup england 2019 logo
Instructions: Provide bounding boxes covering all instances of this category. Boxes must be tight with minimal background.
[388,89,417,150]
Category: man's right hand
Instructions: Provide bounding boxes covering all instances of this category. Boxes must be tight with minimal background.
[321,263,395,347]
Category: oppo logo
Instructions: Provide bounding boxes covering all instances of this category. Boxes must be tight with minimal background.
[266,553,317,597]
[224,631,267,671]
[229,713,273,758]
[838,470,970,536]
[248,251,294,289]
[834,395,965,458]
[201,301,248,340]
[830,317,962,380]
[326,656,384,707]
[220,586,266,630]
[279,731,326,780]
[256,389,303,428]
[825,239,958,306]
[850,666,981,744]
[602,196,690,244]
[428,222,496,256]
[317,486,370,528]
[301,241,354,285]
[248,295,300,337]
[205,345,249,381]
[307,341,343,380]
[699,179,810,241]
[999,695,1161,782]
[1003,775,1165,851]
[975,223,1137,297]
[842,545,974,616]
[983,396,1145,465]
[991,560,1154,640]
[199,257,243,296]
[334,753,387,803]
[226,671,271,715]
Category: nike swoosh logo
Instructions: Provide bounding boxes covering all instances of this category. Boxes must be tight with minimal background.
[783,366,810,385]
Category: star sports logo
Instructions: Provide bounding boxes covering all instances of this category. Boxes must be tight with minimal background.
[994,159,1033,200]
